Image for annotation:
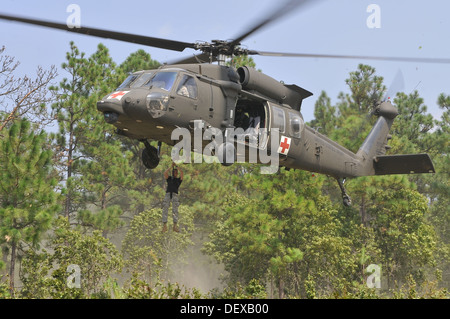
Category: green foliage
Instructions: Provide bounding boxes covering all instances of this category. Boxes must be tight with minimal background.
[118,49,160,74]
[50,41,127,221]
[309,91,337,135]
[213,278,267,299]
[204,63,448,298]
[391,275,448,299]
[0,276,11,299]
[0,119,60,292]
[308,64,447,296]
[205,170,357,297]
[122,275,203,299]
[20,216,123,298]
[340,64,386,115]
[122,207,194,285]
[227,55,257,69]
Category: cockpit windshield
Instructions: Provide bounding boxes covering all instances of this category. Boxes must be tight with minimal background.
[116,71,178,91]
[117,74,139,90]
[130,72,154,88]
[142,72,177,91]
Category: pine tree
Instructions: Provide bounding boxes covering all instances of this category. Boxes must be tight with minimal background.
[51,42,132,233]
[50,42,93,219]
[72,44,135,234]
[0,119,60,294]
[309,91,337,136]
[118,49,160,74]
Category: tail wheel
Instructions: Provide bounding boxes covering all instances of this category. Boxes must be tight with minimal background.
[337,178,352,207]
[343,195,352,207]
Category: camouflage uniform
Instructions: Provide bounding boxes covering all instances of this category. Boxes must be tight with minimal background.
[162,175,182,223]
[162,192,180,223]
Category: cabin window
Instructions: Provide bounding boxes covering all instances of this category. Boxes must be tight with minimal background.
[272,105,285,133]
[143,71,177,91]
[289,112,304,138]
[176,75,198,99]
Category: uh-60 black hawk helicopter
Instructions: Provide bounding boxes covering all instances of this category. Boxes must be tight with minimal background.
[1,0,445,206]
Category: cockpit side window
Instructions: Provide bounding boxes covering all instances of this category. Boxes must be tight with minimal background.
[176,75,198,99]
[143,72,177,91]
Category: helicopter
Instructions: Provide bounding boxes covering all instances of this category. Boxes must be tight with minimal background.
[0,0,443,206]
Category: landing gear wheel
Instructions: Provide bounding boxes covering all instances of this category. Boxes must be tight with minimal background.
[142,145,160,169]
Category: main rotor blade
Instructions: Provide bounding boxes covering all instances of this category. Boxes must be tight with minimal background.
[249,50,450,64]
[230,0,317,47]
[0,13,196,52]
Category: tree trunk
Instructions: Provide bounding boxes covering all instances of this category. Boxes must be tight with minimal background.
[64,115,75,219]
[359,194,367,226]
[278,277,284,299]
[9,242,16,296]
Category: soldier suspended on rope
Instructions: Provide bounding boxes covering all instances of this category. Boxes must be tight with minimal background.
[162,162,183,232]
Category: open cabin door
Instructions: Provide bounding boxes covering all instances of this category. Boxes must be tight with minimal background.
[233,94,269,150]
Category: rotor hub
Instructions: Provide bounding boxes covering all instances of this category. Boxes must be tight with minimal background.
[194,40,249,59]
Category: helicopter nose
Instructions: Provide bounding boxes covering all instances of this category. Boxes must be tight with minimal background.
[97,97,125,124]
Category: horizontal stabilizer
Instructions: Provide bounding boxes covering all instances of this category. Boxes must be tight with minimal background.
[374,154,435,175]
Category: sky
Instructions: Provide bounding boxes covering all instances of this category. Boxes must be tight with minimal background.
[1,0,449,123]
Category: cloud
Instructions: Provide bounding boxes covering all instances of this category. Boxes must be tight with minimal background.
[158,24,173,38]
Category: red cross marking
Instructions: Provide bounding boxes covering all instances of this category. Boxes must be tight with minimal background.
[278,136,291,155]
[108,91,128,100]
[280,137,290,153]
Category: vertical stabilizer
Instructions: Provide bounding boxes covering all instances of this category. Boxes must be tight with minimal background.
[356,101,398,176]
[356,101,435,176]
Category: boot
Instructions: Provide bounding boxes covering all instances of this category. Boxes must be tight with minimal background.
[162,223,168,233]
[173,222,179,233]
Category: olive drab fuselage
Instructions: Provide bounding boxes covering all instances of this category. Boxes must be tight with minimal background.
[96,63,435,184]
